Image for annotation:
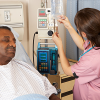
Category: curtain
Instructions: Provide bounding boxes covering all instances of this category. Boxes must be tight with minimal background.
[66,0,100,61]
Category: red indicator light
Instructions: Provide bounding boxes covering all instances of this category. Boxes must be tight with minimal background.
[39,13,45,16]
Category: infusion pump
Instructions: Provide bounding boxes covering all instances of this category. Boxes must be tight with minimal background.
[37,8,58,39]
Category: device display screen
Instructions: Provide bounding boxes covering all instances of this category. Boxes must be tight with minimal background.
[39,9,47,17]
[40,11,45,13]
[39,52,47,62]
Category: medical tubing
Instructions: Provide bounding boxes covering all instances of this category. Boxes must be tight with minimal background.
[33,32,38,66]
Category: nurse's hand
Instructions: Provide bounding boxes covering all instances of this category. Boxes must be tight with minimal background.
[58,15,72,29]
[52,32,63,49]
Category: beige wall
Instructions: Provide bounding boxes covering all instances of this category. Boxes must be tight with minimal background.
[28,0,67,67]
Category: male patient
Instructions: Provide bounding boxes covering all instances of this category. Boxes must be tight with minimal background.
[0,26,61,100]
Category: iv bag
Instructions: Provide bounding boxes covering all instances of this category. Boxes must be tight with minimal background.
[51,0,64,19]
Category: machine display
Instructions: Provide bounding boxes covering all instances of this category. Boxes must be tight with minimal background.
[37,43,58,75]
[37,8,58,39]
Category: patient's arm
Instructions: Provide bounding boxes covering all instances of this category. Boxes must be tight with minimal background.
[49,94,61,100]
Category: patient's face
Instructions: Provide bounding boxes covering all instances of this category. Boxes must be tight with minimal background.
[0,29,16,59]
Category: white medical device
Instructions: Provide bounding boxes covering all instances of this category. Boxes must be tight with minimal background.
[0,1,24,41]
[37,8,58,39]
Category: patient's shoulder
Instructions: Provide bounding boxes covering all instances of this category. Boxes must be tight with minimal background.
[12,58,34,70]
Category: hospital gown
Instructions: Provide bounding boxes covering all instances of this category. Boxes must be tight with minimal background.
[0,58,57,100]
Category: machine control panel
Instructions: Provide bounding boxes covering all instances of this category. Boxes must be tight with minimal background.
[37,8,58,39]
[38,19,47,28]
[38,51,49,73]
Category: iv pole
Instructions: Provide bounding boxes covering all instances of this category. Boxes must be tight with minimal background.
[44,0,48,78]
[44,0,48,47]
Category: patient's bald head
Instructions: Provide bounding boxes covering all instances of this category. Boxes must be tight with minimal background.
[0,26,16,65]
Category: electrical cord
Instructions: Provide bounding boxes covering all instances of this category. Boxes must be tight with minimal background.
[33,31,38,66]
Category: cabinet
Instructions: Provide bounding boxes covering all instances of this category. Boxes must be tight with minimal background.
[0,1,24,40]
[48,74,75,100]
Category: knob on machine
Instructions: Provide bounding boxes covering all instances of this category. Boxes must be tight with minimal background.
[48,30,53,36]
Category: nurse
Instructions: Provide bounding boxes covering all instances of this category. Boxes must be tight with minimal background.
[52,8,100,100]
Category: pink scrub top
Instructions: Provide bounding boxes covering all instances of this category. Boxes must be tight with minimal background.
[71,40,100,100]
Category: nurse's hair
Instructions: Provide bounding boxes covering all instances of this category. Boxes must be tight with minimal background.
[74,8,100,48]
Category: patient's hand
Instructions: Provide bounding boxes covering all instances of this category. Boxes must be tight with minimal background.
[49,94,61,100]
